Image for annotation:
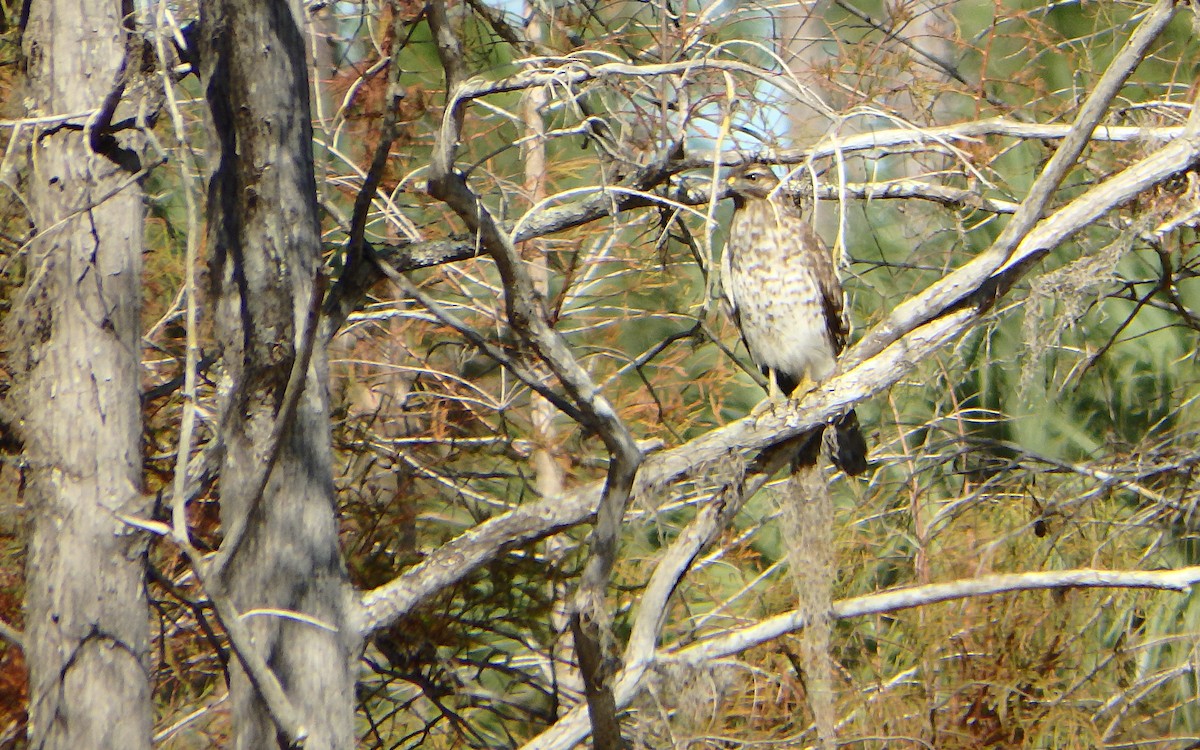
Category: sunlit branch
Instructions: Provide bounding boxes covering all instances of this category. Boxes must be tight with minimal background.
[454,56,811,104]
[521,567,1200,750]
[0,617,22,648]
[424,5,642,746]
[324,107,1192,322]
[848,0,1182,371]
[677,567,1200,664]
[359,120,1200,637]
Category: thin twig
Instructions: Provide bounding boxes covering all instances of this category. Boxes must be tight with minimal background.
[343,8,410,280]
[425,5,642,745]
[678,567,1200,664]
[0,618,22,648]
[522,566,1200,750]
[360,121,1200,637]
[154,1,205,549]
[373,254,589,424]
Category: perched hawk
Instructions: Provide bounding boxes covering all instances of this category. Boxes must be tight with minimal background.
[722,163,869,475]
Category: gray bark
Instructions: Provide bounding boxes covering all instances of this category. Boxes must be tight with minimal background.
[10,1,151,748]
[199,1,358,747]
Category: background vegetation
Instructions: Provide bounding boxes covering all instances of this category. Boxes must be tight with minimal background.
[3,0,1200,747]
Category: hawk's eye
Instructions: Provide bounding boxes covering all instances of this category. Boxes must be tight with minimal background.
[746,172,758,181]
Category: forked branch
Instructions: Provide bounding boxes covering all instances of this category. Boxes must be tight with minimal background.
[423,4,642,747]
[360,109,1200,638]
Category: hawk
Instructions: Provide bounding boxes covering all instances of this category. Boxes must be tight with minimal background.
[722,163,869,475]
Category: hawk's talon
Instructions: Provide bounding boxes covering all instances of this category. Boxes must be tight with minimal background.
[748,397,775,421]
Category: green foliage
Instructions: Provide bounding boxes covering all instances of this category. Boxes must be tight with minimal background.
[5,0,1200,747]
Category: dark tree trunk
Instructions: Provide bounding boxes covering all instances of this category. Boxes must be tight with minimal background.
[199,1,358,747]
[10,1,151,748]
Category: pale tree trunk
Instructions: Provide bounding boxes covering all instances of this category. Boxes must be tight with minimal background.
[10,1,151,748]
[199,1,358,748]
[519,0,582,704]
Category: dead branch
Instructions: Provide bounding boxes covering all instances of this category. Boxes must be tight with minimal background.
[680,567,1200,663]
[522,566,1200,750]
[847,0,1181,372]
[423,5,643,747]
[359,119,1200,636]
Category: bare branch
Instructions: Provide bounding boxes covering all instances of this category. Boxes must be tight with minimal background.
[129,521,309,748]
[428,0,468,177]
[374,255,590,424]
[203,583,309,748]
[0,618,22,648]
[322,109,1193,329]
[451,57,812,105]
[152,0,206,550]
[849,0,1182,370]
[342,10,408,278]
[521,567,1200,750]
[680,567,1200,664]
[359,121,1200,636]
[679,119,1189,170]
[421,8,657,744]
[824,180,1019,214]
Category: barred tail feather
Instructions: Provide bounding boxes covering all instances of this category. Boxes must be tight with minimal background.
[826,409,868,476]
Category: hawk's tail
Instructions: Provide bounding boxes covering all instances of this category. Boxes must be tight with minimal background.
[825,409,869,476]
[770,412,870,476]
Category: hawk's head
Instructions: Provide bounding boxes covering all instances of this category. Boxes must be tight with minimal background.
[726,164,781,205]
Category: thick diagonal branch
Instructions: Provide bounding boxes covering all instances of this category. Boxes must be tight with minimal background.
[361,122,1200,637]
[845,0,1179,371]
